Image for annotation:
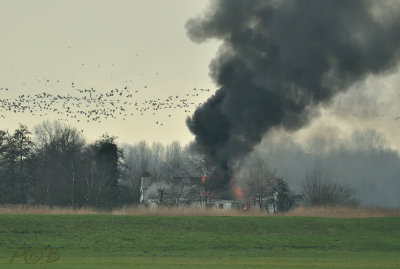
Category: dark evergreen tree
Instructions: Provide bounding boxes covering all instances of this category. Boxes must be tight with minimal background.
[0,125,34,203]
[92,134,123,208]
[271,178,297,213]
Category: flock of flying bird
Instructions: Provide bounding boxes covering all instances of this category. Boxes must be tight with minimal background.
[0,79,211,126]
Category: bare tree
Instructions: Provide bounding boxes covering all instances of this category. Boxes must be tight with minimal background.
[121,141,152,203]
[301,167,359,207]
[80,145,97,206]
[148,142,165,183]
[163,141,187,204]
[33,120,85,206]
[238,152,277,207]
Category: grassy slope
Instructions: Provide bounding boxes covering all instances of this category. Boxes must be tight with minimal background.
[0,215,399,268]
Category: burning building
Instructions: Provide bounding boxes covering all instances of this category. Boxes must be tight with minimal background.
[139,172,293,212]
[139,173,249,210]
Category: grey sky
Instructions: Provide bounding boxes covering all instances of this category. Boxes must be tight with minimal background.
[0,0,218,144]
[1,0,399,153]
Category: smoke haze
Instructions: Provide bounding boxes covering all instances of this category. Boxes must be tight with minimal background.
[253,127,400,207]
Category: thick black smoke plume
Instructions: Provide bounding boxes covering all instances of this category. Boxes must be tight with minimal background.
[186,0,400,188]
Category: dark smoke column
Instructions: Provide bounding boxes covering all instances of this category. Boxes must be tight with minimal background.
[186,0,400,186]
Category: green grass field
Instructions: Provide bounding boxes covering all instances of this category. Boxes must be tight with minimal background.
[1,214,399,268]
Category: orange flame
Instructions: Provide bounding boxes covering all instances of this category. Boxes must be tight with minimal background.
[235,187,244,198]
[243,204,248,211]
[201,175,208,183]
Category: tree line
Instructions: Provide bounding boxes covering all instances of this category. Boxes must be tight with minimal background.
[0,120,358,210]
[0,121,209,208]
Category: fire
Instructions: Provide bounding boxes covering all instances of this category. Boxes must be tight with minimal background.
[235,187,244,198]
[201,175,208,183]
[243,204,248,211]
